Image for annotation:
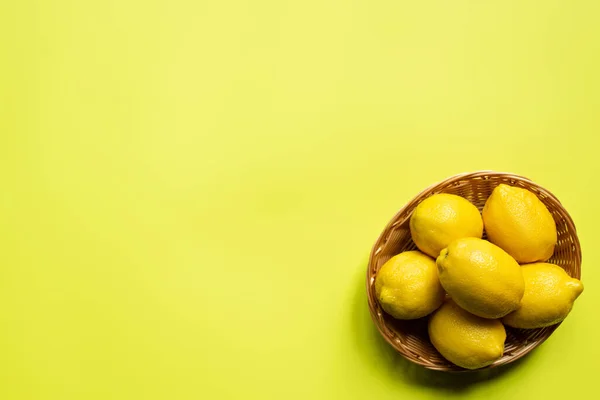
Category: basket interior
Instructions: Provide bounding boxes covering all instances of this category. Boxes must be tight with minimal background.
[367,172,582,371]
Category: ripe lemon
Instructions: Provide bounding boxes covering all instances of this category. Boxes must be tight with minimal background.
[482,184,557,263]
[428,300,506,370]
[375,251,445,320]
[436,237,524,319]
[410,193,483,258]
[503,263,584,329]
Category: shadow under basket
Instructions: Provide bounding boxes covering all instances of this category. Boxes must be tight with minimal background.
[366,171,582,372]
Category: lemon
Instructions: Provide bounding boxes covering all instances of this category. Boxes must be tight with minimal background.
[436,237,524,319]
[375,251,445,320]
[482,184,557,263]
[502,263,584,329]
[410,193,483,258]
[428,299,506,370]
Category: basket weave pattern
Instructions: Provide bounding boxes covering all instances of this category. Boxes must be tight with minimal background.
[366,171,582,371]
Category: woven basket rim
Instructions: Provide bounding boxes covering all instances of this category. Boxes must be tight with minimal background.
[366,170,582,372]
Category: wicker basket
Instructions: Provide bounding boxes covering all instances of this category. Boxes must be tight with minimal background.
[366,171,582,372]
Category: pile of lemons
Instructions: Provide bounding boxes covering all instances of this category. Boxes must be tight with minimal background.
[375,184,583,369]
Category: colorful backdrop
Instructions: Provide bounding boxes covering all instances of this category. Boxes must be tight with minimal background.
[1,1,599,399]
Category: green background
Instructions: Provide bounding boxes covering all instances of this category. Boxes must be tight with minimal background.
[1,1,599,399]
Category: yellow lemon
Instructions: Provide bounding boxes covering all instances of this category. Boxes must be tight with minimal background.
[482,184,557,263]
[503,263,584,329]
[436,237,524,319]
[410,193,483,258]
[428,300,506,370]
[375,251,445,320]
